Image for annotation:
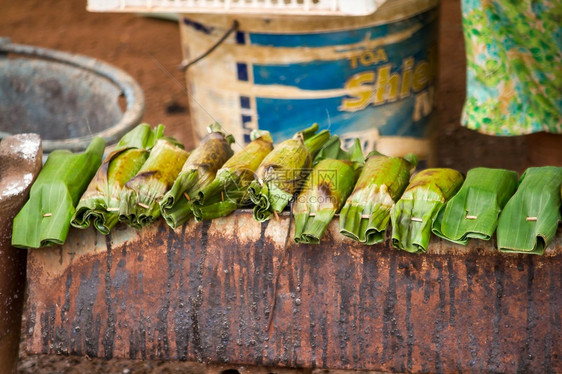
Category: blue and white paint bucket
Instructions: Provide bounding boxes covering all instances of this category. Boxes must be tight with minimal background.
[180,0,439,157]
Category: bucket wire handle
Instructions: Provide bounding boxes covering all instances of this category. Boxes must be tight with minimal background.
[179,20,239,71]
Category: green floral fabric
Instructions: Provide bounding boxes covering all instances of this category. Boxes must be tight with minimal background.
[461,0,562,135]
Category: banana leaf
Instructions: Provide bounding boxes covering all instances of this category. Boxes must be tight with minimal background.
[159,123,234,228]
[293,137,364,244]
[497,166,562,255]
[192,130,274,221]
[11,137,106,248]
[390,168,464,253]
[248,123,331,222]
[432,167,518,245]
[119,137,189,228]
[71,124,164,234]
[339,151,417,244]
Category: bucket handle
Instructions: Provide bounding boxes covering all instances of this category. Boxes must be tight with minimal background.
[178,20,239,71]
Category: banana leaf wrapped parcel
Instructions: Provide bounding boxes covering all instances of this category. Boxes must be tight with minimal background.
[192,130,274,221]
[390,168,464,253]
[119,137,189,229]
[12,137,105,248]
[159,124,234,228]
[71,124,164,234]
[432,167,518,245]
[339,151,417,245]
[248,124,331,222]
[293,137,363,244]
[497,166,562,255]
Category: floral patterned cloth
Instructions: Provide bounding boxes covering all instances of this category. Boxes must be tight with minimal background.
[461,0,562,135]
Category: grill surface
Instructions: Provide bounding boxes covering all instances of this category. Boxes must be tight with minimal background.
[25,211,562,373]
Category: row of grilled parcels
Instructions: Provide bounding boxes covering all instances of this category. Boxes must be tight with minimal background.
[11,123,562,255]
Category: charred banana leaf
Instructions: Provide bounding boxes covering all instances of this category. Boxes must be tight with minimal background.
[160,123,234,228]
[71,124,164,234]
[497,167,562,255]
[339,151,417,244]
[293,137,363,244]
[12,137,105,248]
[432,167,518,245]
[390,168,464,253]
[248,123,331,222]
[119,137,189,228]
[192,130,274,221]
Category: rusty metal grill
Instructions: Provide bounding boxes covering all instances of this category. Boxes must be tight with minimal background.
[25,211,562,373]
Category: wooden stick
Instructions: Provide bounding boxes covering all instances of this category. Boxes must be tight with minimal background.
[411,217,423,222]
[42,213,52,217]
[138,202,149,209]
[184,192,191,201]
[466,215,478,220]
[526,216,538,221]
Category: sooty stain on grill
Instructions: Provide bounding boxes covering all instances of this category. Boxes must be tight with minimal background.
[404,266,415,371]
[306,246,321,367]
[545,261,560,373]
[517,257,536,373]
[102,235,115,359]
[190,220,211,362]
[431,260,444,374]
[75,260,101,357]
[336,242,354,367]
[447,258,462,372]
[381,253,403,367]
[40,304,55,354]
[57,269,72,354]
[174,223,190,360]
[249,221,269,365]
[155,230,177,360]
[464,256,480,366]
[487,259,505,372]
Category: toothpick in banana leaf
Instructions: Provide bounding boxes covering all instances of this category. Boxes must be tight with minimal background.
[119,137,189,229]
[293,137,364,244]
[390,168,464,253]
[12,137,105,248]
[248,123,331,222]
[497,166,562,255]
[160,123,234,228]
[191,130,274,221]
[432,167,518,245]
[339,151,417,244]
[71,123,164,234]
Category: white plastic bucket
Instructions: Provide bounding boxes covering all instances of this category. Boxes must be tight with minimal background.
[180,0,439,157]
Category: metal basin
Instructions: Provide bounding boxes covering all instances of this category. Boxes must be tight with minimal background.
[0,37,144,152]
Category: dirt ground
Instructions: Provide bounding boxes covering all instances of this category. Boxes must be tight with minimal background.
[0,0,555,372]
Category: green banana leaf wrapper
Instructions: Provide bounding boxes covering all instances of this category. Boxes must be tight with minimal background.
[432,167,518,245]
[390,168,464,253]
[248,123,331,222]
[12,137,106,248]
[192,130,274,221]
[293,137,364,244]
[71,124,164,234]
[160,123,234,228]
[339,151,417,244]
[119,137,189,229]
[497,166,562,255]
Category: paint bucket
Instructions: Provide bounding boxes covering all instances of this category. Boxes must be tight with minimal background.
[180,0,439,157]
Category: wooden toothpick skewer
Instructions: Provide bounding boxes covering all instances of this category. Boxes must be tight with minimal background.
[184,192,191,201]
[42,213,52,217]
[526,216,538,221]
[138,202,149,209]
[466,215,478,220]
[411,217,423,222]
